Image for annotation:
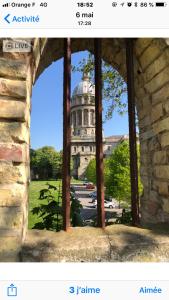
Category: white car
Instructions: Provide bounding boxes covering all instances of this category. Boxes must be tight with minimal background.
[93,199,117,209]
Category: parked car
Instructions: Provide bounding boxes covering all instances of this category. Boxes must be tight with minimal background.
[89,191,97,198]
[86,183,95,190]
[93,199,118,209]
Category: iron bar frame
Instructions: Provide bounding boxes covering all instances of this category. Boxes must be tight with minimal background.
[94,38,105,228]
[62,38,71,231]
[126,38,140,226]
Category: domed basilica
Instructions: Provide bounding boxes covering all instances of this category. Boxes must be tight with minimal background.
[71,72,128,179]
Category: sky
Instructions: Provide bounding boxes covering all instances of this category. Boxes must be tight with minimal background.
[30,51,129,151]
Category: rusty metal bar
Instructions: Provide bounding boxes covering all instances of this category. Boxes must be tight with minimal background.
[126,38,140,226]
[62,38,71,231]
[94,38,105,228]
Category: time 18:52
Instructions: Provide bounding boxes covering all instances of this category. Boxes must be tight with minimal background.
[77,2,93,7]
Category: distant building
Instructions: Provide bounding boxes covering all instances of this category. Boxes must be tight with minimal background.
[71,72,128,179]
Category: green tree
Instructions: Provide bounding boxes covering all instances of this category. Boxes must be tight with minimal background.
[30,146,62,180]
[72,52,127,119]
[105,141,142,206]
[85,159,96,184]
[85,141,143,207]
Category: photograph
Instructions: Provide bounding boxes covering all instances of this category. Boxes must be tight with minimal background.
[0,38,169,262]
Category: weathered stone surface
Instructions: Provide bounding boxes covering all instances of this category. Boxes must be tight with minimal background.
[21,225,169,262]
[144,48,169,82]
[0,58,26,79]
[0,184,25,206]
[0,235,21,262]
[153,151,167,164]
[139,39,166,70]
[158,182,169,196]
[0,207,23,229]
[160,132,169,148]
[140,130,154,141]
[162,198,169,214]
[22,227,110,262]
[152,84,169,105]
[151,103,163,123]
[0,100,26,120]
[0,78,26,98]
[145,66,169,94]
[153,117,169,134]
[135,38,153,57]
[0,122,29,143]
[0,161,28,184]
[154,165,169,179]
[163,101,169,114]
[0,144,23,162]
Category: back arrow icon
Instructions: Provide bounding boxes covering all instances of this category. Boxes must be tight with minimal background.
[4,14,10,24]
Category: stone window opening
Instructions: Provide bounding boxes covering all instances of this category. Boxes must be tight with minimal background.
[1,38,169,262]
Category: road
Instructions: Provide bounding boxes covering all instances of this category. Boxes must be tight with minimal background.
[72,185,122,226]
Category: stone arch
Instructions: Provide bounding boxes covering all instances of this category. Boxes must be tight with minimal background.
[1,38,169,261]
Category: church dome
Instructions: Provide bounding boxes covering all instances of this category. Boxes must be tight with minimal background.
[72,72,95,97]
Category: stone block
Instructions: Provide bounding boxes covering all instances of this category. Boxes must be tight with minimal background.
[162,198,169,214]
[145,66,169,94]
[158,182,169,196]
[0,207,23,229]
[0,58,26,79]
[0,236,21,262]
[140,130,154,141]
[135,38,153,57]
[161,132,169,148]
[0,122,29,144]
[0,78,26,99]
[0,184,25,206]
[139,39,166,71]
[151,103,163,123]
[153,151,167,164]
[0,161,28,184]
[0,144,24,162]
[154,165,169,179]
[153,117,169,134]
[163,101,169,114]
[0,99,26,120]
[152,84,169,105]
[144,48,169,82]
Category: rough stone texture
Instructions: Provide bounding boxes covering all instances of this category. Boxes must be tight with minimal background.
[0,99,26,120]
[0,122,29,144]
[0,78,26,99]
[0,58,26,79]
[21,225,169,262]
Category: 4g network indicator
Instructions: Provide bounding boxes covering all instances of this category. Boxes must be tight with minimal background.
[0,0,169,30]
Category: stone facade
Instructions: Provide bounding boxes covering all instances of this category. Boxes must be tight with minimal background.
[0,38,169,261]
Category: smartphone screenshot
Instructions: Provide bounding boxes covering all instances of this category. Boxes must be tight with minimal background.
[0,0,169,299]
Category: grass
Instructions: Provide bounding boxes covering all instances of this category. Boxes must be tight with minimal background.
[28,179,83,229]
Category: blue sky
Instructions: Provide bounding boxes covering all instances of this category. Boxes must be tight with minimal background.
[30,51,129,151]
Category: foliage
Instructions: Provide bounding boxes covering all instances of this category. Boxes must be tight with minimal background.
[72,52,127,119]
[30,146,62,180]
[31,182,63,231]
[115,209,132,224]
[85,159,96,184]
[70,192,83,227]
[30,181,83,231]
[105,140,143,205]
[85,141,143,206]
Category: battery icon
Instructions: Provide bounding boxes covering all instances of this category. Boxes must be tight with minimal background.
[155,2,165,6]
